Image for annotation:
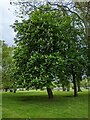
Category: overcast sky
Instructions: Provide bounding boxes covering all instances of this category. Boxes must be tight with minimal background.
[0,0,17,46]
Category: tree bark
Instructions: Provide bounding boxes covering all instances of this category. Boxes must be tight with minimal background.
[47,87,53,99]
[77,76,82,92]
[72,65,78,97]
[13,88,17,93]
[73,73,78,97]
[77,73,82,92]
[77,80,82,92]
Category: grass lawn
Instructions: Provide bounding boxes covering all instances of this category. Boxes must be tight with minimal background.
[2,90,88,118]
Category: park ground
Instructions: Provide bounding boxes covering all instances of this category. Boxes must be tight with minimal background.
[2,90,89,118]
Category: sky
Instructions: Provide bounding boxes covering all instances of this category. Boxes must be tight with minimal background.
[0,0,17,46]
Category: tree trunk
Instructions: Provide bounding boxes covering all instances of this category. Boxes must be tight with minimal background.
[62,83,66,91]
[13,88,17,93]
[77,74,82,92]
[73,74,78,97]
[5,88,8,92]
[77,77,82,92]
[10,89,13,92]
[47,87,53,99]
[77,80,82,92]
[72,65,78,97]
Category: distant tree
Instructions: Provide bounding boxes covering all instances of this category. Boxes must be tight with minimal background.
[75,1,90,90]
[0,40,2,90]
[2,41,14,92]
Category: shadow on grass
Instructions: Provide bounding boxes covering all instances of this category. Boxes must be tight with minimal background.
[3,92,68,103]
[2,90,88,103]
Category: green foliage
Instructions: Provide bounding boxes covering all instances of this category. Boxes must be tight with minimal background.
[2,41,14,89]
[75,2,90,77]
[0,40,2,89]
[80,78,88,88]
[12,5,87,92]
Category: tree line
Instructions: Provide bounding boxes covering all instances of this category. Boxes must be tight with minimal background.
[1,1,90,98]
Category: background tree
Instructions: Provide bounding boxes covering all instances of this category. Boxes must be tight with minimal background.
[74,1,90,89]
[0,40,2,90]
[2,41,14,92]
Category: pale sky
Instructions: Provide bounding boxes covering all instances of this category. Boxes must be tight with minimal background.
[0,0,17,46]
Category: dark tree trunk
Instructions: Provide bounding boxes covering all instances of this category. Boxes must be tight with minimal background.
[77,73,82,92]
[73,73,77,97]
[62,83,66,91]
[10,89,13,92]
[77,79,82,92]
[5,88,8,92]
[47,87,53,99]
[72,65,78,97]
[13,88,17,93]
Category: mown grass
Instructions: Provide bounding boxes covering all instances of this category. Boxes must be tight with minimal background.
[2,90,88,118]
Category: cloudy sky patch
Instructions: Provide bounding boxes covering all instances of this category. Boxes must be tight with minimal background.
[0,0,16,46]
